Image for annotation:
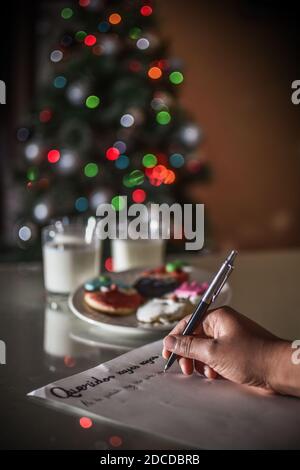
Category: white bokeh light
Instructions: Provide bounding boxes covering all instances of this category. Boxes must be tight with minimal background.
[120,114,134,128]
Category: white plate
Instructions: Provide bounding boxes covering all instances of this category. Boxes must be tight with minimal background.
[68,267,231,338]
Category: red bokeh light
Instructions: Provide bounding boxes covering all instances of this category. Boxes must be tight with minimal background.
[109,435,123,447]
[140,5,153,16]
[84,34,97,46]
[105,257,114,272]
[79,417,93,429]
[79,0,90,6]
[39,108,52,123]
[47,149,60,163]
[64,356,76,368]
[132,189,146,203]
[106,147,120,161]
[152,164,168,180]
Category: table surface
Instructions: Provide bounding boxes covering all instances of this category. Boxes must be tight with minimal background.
[1,249,300,449]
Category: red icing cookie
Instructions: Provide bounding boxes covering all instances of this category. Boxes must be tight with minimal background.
[84,285,143,315]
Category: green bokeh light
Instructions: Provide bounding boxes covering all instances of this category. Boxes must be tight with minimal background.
[61,7,74,20]
[111,195,126,211]
[129,27,142,40]
[84,163,99,177]
[85,95,100,109]
[27,167,38,181]
[75,30,87,41]
[156,111,171,125]
[169,71,184,85]
[142,153,157,168]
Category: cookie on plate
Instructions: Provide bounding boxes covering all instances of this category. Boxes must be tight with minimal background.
[136,297,194,325]
[84,284,144,316]
[134,261,189,298]
[173,281,209,304]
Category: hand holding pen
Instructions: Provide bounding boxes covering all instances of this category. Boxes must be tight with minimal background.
[164,250,237,372]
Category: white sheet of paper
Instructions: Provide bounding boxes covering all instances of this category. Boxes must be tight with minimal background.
[28,340,300,449]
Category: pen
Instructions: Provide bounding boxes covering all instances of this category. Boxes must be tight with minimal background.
[164,250,237,372]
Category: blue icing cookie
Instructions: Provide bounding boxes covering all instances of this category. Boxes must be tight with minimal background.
[84,276,111,292]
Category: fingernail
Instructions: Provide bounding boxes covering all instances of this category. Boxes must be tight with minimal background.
[165,335,176,350]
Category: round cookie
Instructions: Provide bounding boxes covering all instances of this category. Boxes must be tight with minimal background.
[174,281,208,304]
[136,297,194,325]
[134,276,179,298]
[84,285,143,315]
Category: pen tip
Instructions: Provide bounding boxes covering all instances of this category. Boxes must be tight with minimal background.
[163,364,168,373]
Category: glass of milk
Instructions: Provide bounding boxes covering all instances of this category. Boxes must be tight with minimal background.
[42,219,101,294]
[112,238,165,272]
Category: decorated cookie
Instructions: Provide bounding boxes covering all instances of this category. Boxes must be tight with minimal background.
[84,275,112,292]
[134,276,179,298]
[84,284,144,316]
[136,297,194,325]
[84,276,129,292]
[135,262,189,298]
[173,281,209,304]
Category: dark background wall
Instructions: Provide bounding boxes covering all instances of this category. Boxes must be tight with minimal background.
[158,0,300,249]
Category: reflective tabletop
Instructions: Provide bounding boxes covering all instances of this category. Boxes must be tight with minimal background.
[1,251,300,449]
[0,263,182,450]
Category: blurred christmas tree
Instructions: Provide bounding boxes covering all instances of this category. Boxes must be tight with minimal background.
[14,0,209,251]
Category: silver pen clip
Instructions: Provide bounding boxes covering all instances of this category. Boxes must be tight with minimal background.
[211,264,233,303]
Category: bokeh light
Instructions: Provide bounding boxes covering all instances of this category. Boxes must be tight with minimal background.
[136,38,149,50]
[169,71,184,85]
[115,155,129,169]
[39,109,52,123]
[129,27,141,40]
[50,50,63,63]
[105,257,114,272]
[140,5,153,16]
[156,111,171,125]
[17,127,30,142]
[85,95,100,109]
[75,30,87,41]
[47,149,60,163]
[106,147,120,161]
[79,0,90,7]
[164,169,176,184]
[79,417,93,429]
[142,153,157,168]
[120,114,134,128]
[33,203,48,221]
[132,189,146,203]
[61,7,74,20]
[25,144,39,161]
[169,153,184,168]
[75,197,89,212]
[98,21,110,33]
[113,140,127,154]
[84,162,99,177]
[53,76,67,89]
[148,66,162,80]
[124,170,144,187]
[109,13,122,25]
[109,435,123,447]
[152,164,168,181]
[18,225,32,242]
[111,195,126,211]
[84,34,97,46]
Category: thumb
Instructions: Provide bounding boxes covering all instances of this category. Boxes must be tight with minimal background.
[164,334,217,363]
